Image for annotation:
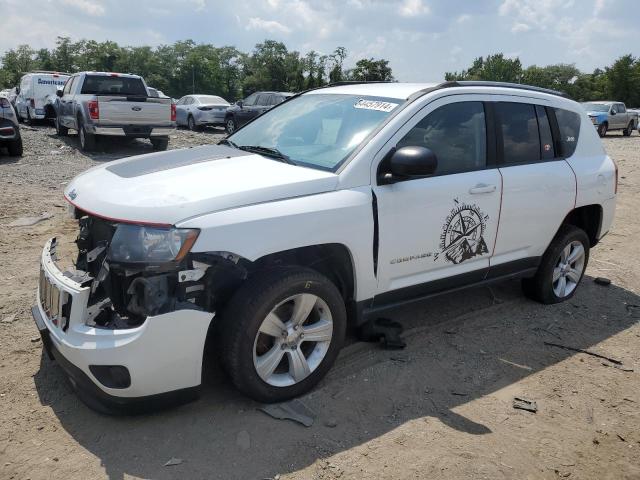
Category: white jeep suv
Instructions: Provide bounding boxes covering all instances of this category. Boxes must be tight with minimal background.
[32,81,617,413]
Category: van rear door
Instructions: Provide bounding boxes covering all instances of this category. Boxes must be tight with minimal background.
[32,74,69,110]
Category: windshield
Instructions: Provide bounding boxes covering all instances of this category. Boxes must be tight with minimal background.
[582,103,609,112]
[228,93,403,171]
[196,95,228,105]
[81,75,148,96]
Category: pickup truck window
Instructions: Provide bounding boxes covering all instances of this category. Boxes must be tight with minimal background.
[497,102,540,164]
[396,101,486,175]
[554,108,581,158]
[582,103,609,112]
[80,75,148,96]
[617,103,626,113]
[228,93,403,171]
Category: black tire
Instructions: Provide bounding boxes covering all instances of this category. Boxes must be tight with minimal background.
[623,122,634,137]
[522,225,590,304]
[78,118,96,152]
[7,136,23,156]
[25,108,32,125]
[219,267,347,403]
[597,122,608,137]
[188,115,199,131]
[55,115,68,136]
[150,137,169,151]
[225,117,236,135]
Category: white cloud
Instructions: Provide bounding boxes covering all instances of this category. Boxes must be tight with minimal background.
[246,17,292,34]
[456,14,471,23]
[511,22,531,33]
[61,0,105,16]
[400,0,430,17]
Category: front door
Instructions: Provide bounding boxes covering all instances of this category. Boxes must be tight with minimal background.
[373,97,502,303]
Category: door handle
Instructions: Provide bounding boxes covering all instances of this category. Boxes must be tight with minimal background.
[469,183,496,194]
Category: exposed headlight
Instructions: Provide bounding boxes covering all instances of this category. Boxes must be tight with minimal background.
[108,224,199,264]
[590,116,597,124]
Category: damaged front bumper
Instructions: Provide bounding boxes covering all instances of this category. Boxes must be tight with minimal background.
[32,238,213,414]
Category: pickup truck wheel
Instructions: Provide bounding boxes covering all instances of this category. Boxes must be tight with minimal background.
[78,120,96,152]
[219,267,346,403]
[623,121,634,137]
[55,115,68,136]
[522,225,590,304]
[187,115,199,131]
[7,136,23,157]
[597,123,607,137]
[225,117,236,135]
[150,137,169,151]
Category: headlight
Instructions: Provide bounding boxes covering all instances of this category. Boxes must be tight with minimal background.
[108,224,199,263]
[590,117,597,124]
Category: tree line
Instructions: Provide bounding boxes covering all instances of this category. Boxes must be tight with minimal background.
[0,37,393,101]
[445,53,640,107]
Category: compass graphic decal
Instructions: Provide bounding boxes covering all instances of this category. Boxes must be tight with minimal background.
[437,199,489,264]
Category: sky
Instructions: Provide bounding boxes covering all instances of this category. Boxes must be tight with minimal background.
[1,0,638,81]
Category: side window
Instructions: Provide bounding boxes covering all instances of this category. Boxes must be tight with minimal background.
[553,108,581,158]
[176,97,186,105]
[396,101,487,176]
[243,93,258,106]
[535,105,555,160]
[271,95,285,106]
[496,102,540,164]
[185,97,194,106]
[610,104,618,114]
[617,103,626,113]
[256,94,270,106]
[63,77,74,95]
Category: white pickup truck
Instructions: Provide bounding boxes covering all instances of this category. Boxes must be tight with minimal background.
[53,72,176,151]
[32,81,616,414]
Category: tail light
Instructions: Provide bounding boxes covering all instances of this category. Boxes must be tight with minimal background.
[30,98,35,108]
[171,103,176,122]
[0,98,10,108]
[88,100,99,120]
[613,158,618,194]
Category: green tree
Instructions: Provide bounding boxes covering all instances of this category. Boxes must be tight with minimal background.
[349,58,394,81]
[605,54,639,106]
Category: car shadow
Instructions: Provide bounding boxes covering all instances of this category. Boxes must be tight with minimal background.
[33,276,639,480]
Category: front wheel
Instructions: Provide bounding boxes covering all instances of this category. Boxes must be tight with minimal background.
[623,121,634,137]
[522,225,590,304]
[219,267,346,403]
[225,117,236,135]
[187,115,199,131]
[597,123,608,137]
[55,115,68,136]
[78,119,96,152]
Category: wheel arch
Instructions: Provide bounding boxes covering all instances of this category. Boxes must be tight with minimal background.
[560,204,603,247]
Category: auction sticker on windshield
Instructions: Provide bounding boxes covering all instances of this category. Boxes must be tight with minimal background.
[354,99,399,112]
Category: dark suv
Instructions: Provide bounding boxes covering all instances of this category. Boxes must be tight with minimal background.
[224,91,293,134]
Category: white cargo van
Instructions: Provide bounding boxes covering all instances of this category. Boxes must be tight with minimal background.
[15,71,70,123]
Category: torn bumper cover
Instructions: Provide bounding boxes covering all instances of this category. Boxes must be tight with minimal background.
[32,238,213,414]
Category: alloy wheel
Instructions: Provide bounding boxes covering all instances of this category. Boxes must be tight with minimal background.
[253,293,333,387]
[552,240,585,298]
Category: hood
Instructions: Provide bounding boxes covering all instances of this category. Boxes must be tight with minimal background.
[585,110,608,119]
[64,144,339,225]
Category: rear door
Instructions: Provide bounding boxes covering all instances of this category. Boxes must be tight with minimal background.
[373,96,503,301]
[59,75,76,127]
[175,96,189,125]
[490,100,575,271]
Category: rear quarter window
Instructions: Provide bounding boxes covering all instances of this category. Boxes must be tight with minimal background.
[554,108,581,158]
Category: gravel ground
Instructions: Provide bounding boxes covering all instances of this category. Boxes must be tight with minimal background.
[0,124,639,480]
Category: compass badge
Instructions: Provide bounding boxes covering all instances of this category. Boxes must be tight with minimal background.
[437,199,489,264]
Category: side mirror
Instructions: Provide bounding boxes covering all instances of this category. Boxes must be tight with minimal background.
[384,146,438,183]
[610,109,616,115]
[15,87,20,94]
[237,100,243,108]
[56,89,64,98]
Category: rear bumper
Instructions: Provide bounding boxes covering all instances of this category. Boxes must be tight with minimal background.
[33,238,213,414]
[90,125,176,137]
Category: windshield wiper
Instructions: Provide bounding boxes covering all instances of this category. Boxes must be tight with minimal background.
[218,138,238,149]
[237,145,296,165]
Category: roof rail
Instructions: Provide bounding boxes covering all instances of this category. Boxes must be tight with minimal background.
[408,80,570,102]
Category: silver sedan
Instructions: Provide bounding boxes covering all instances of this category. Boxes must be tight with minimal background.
[175,94,230,130]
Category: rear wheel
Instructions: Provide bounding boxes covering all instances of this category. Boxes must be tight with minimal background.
[522,225,590,304]
[225,117,236,135]
[55,115,68,136]
[219,267,346,403]
[150,137,169,151]
[623,121,634,137]
[78,119,96,152]
[597,122,608,137]
[188,115,199,131]
[7,136,23,156]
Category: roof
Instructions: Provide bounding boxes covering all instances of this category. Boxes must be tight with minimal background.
[583,100,617,105]
[307,82,437,100]
[81,71,142,79]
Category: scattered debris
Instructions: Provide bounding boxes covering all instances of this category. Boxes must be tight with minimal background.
[1,314,16,323]
[450,391,468,397]
[513,397,538,413]
[594,277,612,286]
[544,342,623,365]
[236,430,251,450]
[601,362,634,372]
[164,457,183,467]
[6,213,53,227]
[358,317,406,349]
[30,337,41,343]
[324,418,338,428]
[258,399,315,427]
[617,434,626,442]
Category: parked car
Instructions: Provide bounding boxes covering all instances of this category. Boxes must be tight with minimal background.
[581,101,638,137]
[224,91,293,133]
[175,94,230,130]
[0,94,23,156]
[629,108,640,133]
[32,81,616,414]
[52,71,176,151]
[147,87,169,98]
[15,71,70,123]
[6,87,18,108]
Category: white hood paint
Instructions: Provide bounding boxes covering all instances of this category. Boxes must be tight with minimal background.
[64,145,339,225]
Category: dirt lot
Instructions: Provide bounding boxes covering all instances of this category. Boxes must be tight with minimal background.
[0,124,639,480]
